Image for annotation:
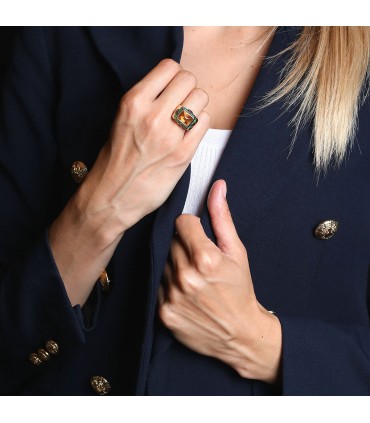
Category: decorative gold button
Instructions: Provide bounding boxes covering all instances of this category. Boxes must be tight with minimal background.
[71,161,88,184]
[314,220,339,240]
[30,353,43,366]
[37,348,50,361]
[45,340,59,355]
[90,376,111,395]
[99,270,110,292]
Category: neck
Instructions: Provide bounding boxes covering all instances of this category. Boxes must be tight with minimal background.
[184,26,267,44]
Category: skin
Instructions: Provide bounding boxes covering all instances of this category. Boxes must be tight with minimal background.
[180,26,274,129]
[49,58,211,306]
[48,26,282,384]
[158,179,282,384]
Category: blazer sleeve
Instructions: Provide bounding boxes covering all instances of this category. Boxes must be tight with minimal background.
[276,312,370,394]
[0,27,98,394]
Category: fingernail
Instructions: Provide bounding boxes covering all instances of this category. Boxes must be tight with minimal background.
[222,181,227,199]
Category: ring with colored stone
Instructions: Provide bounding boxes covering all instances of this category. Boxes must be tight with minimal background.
[171,104,198,131]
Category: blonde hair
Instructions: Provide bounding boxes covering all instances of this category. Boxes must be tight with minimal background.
[258,26,370,180]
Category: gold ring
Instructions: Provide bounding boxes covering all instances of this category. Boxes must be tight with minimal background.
[171,104,198,131]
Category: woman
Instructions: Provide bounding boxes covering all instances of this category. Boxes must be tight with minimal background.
[0,26,370,395]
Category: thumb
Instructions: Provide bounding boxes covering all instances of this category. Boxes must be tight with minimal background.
[207,179,241,255]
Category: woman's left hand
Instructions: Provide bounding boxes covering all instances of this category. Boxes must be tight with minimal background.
[157,179,282,384]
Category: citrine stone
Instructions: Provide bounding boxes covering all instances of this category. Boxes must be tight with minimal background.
[172,106,198,130]
[177,109,194,126]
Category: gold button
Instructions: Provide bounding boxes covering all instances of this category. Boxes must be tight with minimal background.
[45,340,59,355]
[99,270,110,292]
[37,348,50,362]
[314,220,339,240]
[90,376,111,395]
[30,353,43,366]
[71,161,88,184]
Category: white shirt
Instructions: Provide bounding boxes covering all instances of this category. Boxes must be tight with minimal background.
[181,128,233,217]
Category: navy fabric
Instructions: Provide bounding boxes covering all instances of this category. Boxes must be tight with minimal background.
[0,27,19,80]
[0,26,370,396]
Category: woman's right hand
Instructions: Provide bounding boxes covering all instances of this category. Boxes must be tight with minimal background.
[48,59,210,307]
[76,58,211,242]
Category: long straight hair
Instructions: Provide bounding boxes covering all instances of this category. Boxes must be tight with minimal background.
[257,27,370,180]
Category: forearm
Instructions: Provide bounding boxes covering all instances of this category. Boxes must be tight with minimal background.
[47,57,212,309]
[48,190,125,307]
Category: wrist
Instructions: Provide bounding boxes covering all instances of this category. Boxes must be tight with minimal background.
[48,191,126,306]
[230,303,282,384]
[71,184,127,248]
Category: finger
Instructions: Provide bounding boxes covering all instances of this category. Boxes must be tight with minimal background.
[180,109,212,153]
[158,85,209,131]
[130,58,183,102]
[164,87,209,138]
[169,233,190,271]
[170,87,209,134]
[161,260,174,297]
[155,69,197,111]
[180,87,209,116]
[157,283,165,306]
[169,235,199,294]
[163,253,186,299]
[174,214,213,258]
[207,179,241,256]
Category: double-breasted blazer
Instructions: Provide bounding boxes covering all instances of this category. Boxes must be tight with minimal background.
[1,26,370,396]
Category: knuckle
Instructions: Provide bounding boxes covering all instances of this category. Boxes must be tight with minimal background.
[180,70,197,86]
[198,110,211,128]
[161,58,182,72]
[193,249,217,274]
[175,213,198,230]
[194,87,209,103]
[175,214,186,226]
[176,266,194,290]
[158,303,176,328]
[120,90,142,116]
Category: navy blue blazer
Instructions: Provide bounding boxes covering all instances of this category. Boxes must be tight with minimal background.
[1,26,370,396]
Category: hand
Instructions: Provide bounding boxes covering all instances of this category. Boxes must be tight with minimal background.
[157,179,282,384]
[49,59,211,306]
[75,58,211,243]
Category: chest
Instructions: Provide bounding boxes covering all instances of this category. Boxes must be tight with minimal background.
[56,27,370,322]
[179,27,273,130]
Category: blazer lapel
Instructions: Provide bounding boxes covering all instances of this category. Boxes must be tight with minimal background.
[87,26,180,90]
[198,26,310,244]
